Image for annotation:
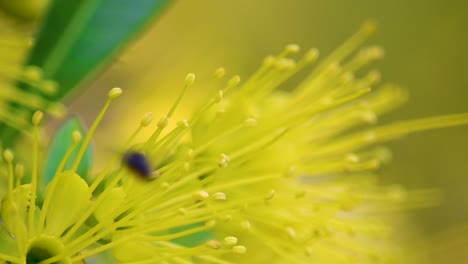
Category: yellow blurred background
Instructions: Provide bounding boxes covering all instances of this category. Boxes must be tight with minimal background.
[66,0,468,250]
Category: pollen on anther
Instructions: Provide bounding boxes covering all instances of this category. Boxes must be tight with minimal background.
[205,240,222,250]
[218,153,229,168]
[286,43,300,54]
[140,112,154,127]
[213,192,227,201]
[40,80,58,94]
[72,131,82,144]
[22,65,42,81]
[304,48,319,62]
[192,190,210,201]
[367,70,381,84]
[361,20,378,36]
[345,153,360,163]
[108,87,123,99]
[157,115,169,129]
[214,67,226,79]
[3,149,13,162]
[263,56,275,67]
[32,111,43,126]
[177,119,189,128]
[224,236,238,246]
[232,245,247,254]
[228,75,241,88]
[185,73,196,86]
[15,164,24,179]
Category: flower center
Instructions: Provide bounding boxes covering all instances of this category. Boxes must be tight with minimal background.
[26,236,69,264]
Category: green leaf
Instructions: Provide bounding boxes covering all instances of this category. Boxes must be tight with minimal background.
[43,118,93,188]
[28,0,171,100]
[0,0,171,144]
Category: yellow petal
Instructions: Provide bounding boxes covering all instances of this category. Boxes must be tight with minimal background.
[44,171,91,236]
[94,187,126,226]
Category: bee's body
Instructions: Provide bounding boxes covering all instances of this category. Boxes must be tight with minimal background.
[122,151,156,180]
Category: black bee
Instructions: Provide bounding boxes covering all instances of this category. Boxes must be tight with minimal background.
[122,151,158,180]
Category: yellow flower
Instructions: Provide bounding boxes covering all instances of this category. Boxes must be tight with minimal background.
[1,21,467,263]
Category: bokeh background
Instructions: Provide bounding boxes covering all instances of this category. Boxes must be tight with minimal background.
[62,0,468,254]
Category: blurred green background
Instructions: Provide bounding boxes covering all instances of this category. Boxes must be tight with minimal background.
[66,0,468,244]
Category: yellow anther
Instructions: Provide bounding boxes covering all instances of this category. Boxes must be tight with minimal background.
[232,245,247,254]
[366,70,381,84]
[214,67,226,79]
[228,75,241,88]
[22,65,42,81]
[185,73,196,87]
[367,46,385,60]
[263,55,275,66]
[276,58,296,70]
[40,80,58,94]
[361,20,378,36]
[205,240,222,249]
[177,119,189,128]
[213,192,227,201]
[304,48,319,62]
[72,131,82,144]
[286,43,300,54]
[140,112,153,127]
[345,153,360,163]
[218,153,229,168]
[108,87,122,99]
[224,236,238,246]
[32,111,43,126]
[192,190,210,200]
[157,115,169,129]
[15,164,24,179]
[3,149,13,162]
